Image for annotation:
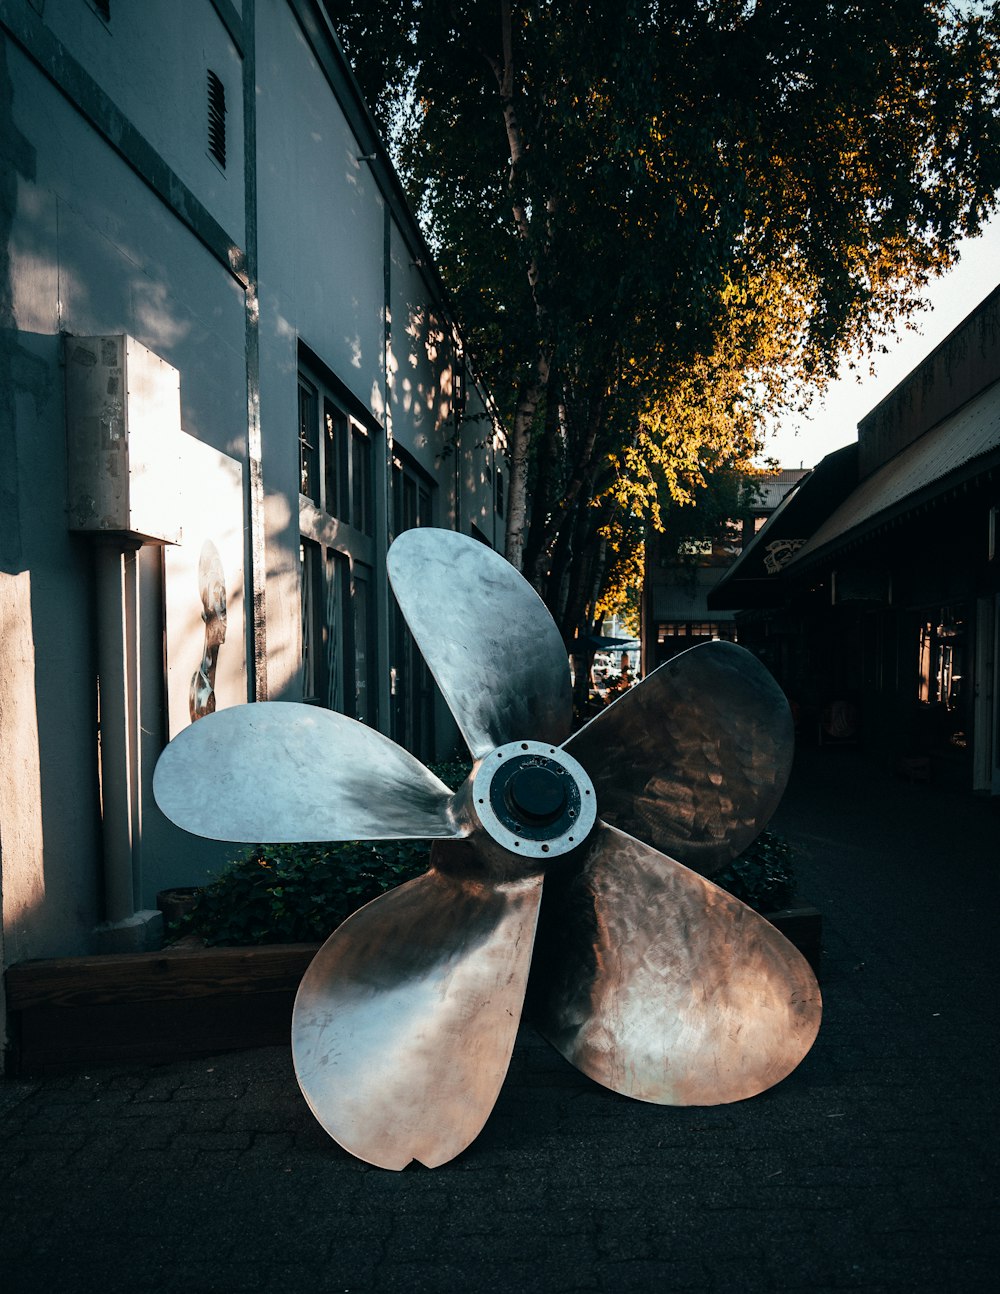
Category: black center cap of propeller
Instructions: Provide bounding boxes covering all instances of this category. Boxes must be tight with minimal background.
[508,764,566,822]
[489,752,579,840]
[472,740,597,859]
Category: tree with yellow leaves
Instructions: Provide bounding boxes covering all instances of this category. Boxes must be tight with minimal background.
[329,0,1000,703]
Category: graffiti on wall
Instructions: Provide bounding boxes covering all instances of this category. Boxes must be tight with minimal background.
[165,434,245,739]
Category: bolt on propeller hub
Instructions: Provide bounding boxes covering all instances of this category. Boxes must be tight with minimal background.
[469,740,597,859]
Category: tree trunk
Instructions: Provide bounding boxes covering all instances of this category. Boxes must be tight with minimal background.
[505,359,548,571]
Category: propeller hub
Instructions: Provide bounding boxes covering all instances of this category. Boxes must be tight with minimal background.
[468,740,598,862]
[507,765,567,823]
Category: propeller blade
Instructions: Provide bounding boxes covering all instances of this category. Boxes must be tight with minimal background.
[291,840,542,1169]
[153,701,464,843]
[564,640,793,874]
[529,822,821,1106]
[387,528,571,757]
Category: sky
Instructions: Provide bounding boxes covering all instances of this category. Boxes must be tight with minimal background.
[760,216,1000,469]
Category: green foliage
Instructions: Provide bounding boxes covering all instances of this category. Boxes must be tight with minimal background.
[328,0,1000,646]
[712,829,797,914]
[171,838,435,946]
[170,760,471,947]
[171,762,796,944]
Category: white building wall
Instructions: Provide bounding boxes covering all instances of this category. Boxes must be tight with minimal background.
[0,0,507,994]
[2,20,251,957]
[388,224,455,497]
[41,0,247,250]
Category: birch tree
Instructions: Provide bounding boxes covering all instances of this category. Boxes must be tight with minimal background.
[329,0,1000,686]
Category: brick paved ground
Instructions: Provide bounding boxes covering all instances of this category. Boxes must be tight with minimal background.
[1,747,997,1292]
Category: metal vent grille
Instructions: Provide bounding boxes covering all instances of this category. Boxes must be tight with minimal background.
[207,69,227,169]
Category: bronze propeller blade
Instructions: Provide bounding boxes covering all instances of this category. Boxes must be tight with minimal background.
[153,701,464,843]
[530,822,821,1105]
[564,641,794,875]
[387,527,572,757]
[152,528,821,1169]
[292,840,543,1169]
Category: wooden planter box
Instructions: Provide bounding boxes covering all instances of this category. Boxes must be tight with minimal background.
[5,943,320,1075]
[4,908,821,1076]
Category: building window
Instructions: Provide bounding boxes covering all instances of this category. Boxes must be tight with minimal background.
[917,611,966,713]
[351,424,374,536]
[299,349,382,725]
[298,379,319,502]
[324,399,346,520]
[392,450,433,536]
[915,607,970,754]
[298,363,376,533]
[656,622,736,642]
[207,69,227,169]
[301,540,322,704]
[301,541,353,716]
[353,564,377,726]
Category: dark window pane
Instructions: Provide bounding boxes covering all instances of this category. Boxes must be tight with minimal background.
[300,540,322,702]
[324,550,349,713]
[298,381,319,501]
[324,399,345,520]
[352,424,373,535]
[353,565,377,726]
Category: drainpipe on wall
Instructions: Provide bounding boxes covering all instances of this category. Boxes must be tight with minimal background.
[93,539,143,930]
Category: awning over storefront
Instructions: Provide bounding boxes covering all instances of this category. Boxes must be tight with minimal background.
[786,378,1000,573]
[707,443,858,609]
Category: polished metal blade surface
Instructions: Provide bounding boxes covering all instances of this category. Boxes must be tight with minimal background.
[292,840,543,1169]
[564,640,793,875]
[387,527,571,757]
[153,701,463,843]
[530,822,821,1106]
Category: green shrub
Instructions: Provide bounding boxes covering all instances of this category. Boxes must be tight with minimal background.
[170,756,796,945]
[170,759,470,946]
[712,829,796,913]
[171,837,435,945]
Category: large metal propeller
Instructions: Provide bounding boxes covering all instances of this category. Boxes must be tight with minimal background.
[153,527,820,1169]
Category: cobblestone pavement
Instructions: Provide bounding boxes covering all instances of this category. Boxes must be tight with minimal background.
[2,748,998,1293]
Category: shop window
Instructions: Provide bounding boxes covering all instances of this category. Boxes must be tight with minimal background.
[656,622,736,643]
[916,608,969,753]
[917,612,966,713]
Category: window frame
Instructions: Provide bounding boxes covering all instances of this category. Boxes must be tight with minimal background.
[297,348,382,726]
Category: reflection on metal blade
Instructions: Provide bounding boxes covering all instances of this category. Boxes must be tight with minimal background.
[387,528,571,758]
[153,701,464,843]
[530,822,821,1106]
[564,641,793,874]
[292,841,542,1169]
